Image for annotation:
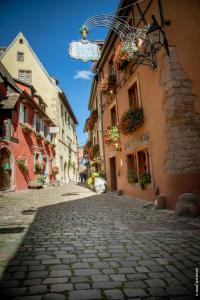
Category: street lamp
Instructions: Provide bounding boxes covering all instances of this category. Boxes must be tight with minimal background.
[146,15,169,53]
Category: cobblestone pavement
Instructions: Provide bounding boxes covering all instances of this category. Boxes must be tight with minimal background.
[0,183,200,299]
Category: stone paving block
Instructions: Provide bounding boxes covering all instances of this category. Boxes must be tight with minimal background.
[50,283,73,292]
[138,260,158,266]
[50,270,71,277]
[125,280,146,288]
[92,262,110,269]
[72,262,90,269]
[68,289,101,300]
[71,276,90,283]
[49,265,70,270]
[118,267,135,274]
[147,287,169,296]
[29,284,47,294]
[74,269,101,276]
[0,279,19,288]
[126,273,148,280]
[43,277,69,284]
[124,288,148,298]
[42,259,60,265]
[167,285,191,295]
[92,281,122,289]
[24,279,42,286]
[135,266,149,273]
[75,283,90,289]
[109,274,126,281]
[104,289,124,300]
[13,271,26,279]
[29,271,48,279]
[29,266,46,271]
[42,293,66,300]
[91,274,110,282]
[155,258,169,265]
[148,272,172,279]
[145,278,167,287]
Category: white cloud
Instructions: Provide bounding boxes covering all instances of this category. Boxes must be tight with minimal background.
[74,70,93,80]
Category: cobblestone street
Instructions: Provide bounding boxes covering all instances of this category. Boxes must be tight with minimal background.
[0,183,200,299]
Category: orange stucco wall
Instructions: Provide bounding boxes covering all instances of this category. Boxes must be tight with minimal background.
[99,0,200,209]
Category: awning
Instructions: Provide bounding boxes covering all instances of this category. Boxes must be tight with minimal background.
[0,94,20,109]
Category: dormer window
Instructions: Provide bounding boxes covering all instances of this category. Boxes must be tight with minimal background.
[17,52,24,62]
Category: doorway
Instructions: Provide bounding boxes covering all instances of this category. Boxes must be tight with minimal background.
[0,147,13,191]
[110,157,117,190]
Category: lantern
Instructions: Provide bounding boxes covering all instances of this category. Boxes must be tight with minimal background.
[146,15,165,50]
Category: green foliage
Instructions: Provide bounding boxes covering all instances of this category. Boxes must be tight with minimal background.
[139,172,151,190]
[128,169,138,184]
[16,159,28,173]
[119,108,144,135]
[36,175,45,184]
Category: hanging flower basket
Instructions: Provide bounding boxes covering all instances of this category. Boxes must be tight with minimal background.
[35,160,45,174]
[104,126,120,150]
[20,123,33,134]
[98,74,117,94]
[50,142,56,148]
[86,110,98,131]
[113,42,138,71]
[16,158,28,173]
[51,166,59,175]
[119,108,144,135]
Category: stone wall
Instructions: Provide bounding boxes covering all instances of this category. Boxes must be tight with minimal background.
[160,47,200,174]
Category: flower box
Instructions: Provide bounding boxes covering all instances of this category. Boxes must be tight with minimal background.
[104,126,120,150]
[20,123,33,134]
[119,108,144,135]
[35,132,43,140]
[16,158,28,173]
[98,74,116,94]
[35,160,45,174]
[113,42,138,71]
[86,110,98,131]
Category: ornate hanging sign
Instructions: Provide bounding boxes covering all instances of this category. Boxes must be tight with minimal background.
[69,40,101,62]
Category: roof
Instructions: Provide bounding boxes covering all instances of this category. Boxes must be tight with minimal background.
[0,93,20,109]
[0,61,21,93]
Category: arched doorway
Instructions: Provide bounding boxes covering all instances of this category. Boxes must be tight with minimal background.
[0,146,15,191]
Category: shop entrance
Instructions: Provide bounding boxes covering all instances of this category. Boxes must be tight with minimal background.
[0,146,13,191]
[110,156,117,190]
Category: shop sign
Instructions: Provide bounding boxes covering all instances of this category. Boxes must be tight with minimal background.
[69,40,101,62]
[50,127,59,133]
[125,132,150,151]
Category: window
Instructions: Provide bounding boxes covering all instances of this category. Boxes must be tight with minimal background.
[60,156,63,171]
[108,56,115,76]
[111,105,117,126]
[65,111,67,123]
[61,104,64,118]
[126,149,151,185]
[137,149,151,177]
[17,52,24,62]
[20,102,28,123]
[62,129,64,141]
[127,154,138,183]
[19,38,23,44]
[36,117,40,133]
[68,116,71,126]
[128,82,138,109]
[18,70,31,83]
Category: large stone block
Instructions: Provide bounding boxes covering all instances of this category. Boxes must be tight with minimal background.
[175,193,199,217]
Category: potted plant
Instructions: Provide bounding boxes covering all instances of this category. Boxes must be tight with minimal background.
[35,160,45,174]
[51,166,59,175]
[119,108,144,135]
[16,158,28,173]
[86,110,98,131]
[128,169,138,184]
[104,126,120,150]
[98,74,117,94]
[113,42,138,71]
[139,171,151,190]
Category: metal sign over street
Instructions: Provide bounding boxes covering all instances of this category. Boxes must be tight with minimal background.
[69,40,101,62]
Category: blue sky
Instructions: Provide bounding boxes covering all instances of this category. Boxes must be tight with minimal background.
[0,0,118,145]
